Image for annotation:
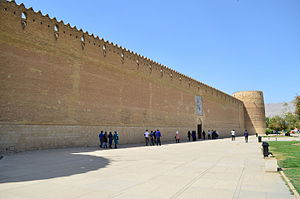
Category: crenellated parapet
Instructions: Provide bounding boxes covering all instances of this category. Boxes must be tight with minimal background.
[0,0,242,106]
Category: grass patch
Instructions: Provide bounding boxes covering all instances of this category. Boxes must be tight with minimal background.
[268,141,300,193]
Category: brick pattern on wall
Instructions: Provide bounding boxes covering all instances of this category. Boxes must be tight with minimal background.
[0,1,257,151]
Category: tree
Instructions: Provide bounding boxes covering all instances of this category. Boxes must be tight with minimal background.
[266,117,271,128]
[268,116,287,131]
[284,112,299,130]
[266,96,300,133]
[295,96,300,119]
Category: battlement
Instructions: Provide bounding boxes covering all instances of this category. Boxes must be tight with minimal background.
[0,0,241,105]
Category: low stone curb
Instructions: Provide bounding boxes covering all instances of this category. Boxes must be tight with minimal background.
[279,170,300,199]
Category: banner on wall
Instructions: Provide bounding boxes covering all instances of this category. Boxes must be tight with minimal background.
[195,96,203,116]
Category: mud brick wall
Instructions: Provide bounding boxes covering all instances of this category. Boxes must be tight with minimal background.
[0,1,264,152]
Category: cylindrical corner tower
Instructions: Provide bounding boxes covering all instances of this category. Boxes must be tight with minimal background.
[233,91,266,135]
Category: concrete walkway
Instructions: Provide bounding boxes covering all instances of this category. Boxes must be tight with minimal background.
[0,136,294,199]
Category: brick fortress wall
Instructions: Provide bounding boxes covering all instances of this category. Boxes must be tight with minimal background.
[0,1,248,152]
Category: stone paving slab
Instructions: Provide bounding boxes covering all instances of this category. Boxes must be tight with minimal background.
[0,136,295,199]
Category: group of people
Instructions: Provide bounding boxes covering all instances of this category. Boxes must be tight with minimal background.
[143,130,162,146]
[231,129,249,142]
[100,128,251,149]
[186,130,219,141]
[176,129,250,144]
[98,131,119,149]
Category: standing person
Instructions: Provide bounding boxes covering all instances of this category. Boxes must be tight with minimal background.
[103,132,108,149]
[207,130,211,139]
[192,131,197,141]
[156,129,162,146]
[113,131,119,149]
[231,129,236,141]
[150,131,154,146]
[175,131,180,143]
[202,130,206,140]
[98,131,104,148]
[153,130,157,145]
[244,130,249,143]
[212,130,216,139]
[187,131,191,141]
[144,130,150,146]
[108,132,113,148]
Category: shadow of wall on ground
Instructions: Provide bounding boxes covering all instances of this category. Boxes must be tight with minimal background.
[0,147,110,183]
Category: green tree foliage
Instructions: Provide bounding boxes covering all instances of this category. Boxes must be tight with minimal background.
[267,113,300,132]
[295,96,300,118]
[268,115,287,131]
[267,96,300,132]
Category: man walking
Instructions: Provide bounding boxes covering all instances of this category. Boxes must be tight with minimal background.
[202,130,206,140]
[244,129,249,143]
[231,129,235,141]
[144,130,150,146]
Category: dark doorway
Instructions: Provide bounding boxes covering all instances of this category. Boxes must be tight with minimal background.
[197,124,202,139]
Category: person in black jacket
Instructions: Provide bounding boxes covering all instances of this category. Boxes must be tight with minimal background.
[103,132,108,149]
[202,130,206,140]
[192,131,197,141]
[108,132,113,148]
[153,130,157,145]
[187,131,191,141]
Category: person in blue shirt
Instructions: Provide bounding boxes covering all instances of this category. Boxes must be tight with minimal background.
[155,129,162,146]
[98,131,104,148]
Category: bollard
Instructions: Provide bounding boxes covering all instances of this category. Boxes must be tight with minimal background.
[258,136,262,143]
[262,142,269,158]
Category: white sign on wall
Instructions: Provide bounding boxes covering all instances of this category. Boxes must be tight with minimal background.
[195,96,203,116]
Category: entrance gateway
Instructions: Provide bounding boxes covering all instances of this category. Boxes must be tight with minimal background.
[197,124,202,139]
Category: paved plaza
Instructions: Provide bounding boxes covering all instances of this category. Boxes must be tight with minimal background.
[0,136,295,199]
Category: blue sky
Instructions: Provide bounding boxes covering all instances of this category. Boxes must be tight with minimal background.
[16,0,300,103]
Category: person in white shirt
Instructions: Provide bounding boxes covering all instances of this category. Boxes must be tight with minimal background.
[207,130,211,139]
[144,130,150,146]
[175,131,180,143]
[231,129,236,141]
